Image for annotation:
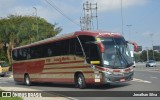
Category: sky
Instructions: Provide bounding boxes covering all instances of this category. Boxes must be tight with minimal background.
[0,0,160,50]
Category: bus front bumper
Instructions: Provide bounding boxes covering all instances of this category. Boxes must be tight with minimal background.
[102,71,134,84]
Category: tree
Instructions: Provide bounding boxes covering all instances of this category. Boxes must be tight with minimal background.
[139,50,160,61]
[0,15,62,64]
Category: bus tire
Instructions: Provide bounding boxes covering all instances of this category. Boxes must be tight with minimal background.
[24,74,31,86]
[77,74,86,89]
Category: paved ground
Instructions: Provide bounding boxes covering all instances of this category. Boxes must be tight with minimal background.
[0,65,160,100]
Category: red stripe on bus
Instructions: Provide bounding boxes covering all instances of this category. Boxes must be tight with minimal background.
[95,66,109,71]
[14,78,97,84]
[125,68,130,72]
[31,78,74,83]
[44,66,90,70]
[45,60,84,65]
[113,69,121,72]
[40,71,94,74]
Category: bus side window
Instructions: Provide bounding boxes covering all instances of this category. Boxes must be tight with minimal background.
[42,43,53,57]
[88,44,100,61]
[12,50,18,61]
[78,35,101,64]
[75,38,83,57]
[17,49,23,60]
[69,38,76,55]
[53,41,61,56]
[47,48,52,57]
[30,46,42,59]
[61,40,70,56]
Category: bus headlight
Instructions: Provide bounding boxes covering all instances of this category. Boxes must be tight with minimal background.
[130,68,134,72]
[105,71,112,75]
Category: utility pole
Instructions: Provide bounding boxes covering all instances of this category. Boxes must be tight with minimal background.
[80,1,98,31]
[150,33,155,60]
[33,7,39,40]
[146,47,149,61]
[121,0,124,35]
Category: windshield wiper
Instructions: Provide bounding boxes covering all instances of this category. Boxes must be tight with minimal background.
[112,38,130,68]
[112,47,120,68]
[117,48,132,67]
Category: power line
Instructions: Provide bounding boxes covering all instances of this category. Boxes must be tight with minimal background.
[45,0,80,27]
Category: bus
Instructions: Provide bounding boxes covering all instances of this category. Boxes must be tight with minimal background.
[12,31,138,89]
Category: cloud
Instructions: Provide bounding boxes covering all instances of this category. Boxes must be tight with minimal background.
[142,32,151,37]
[0,0,17,17]
[0,0,62,23]
[141,32,160,45]
[0,0,16,8]
[86,0,148,12]
[11,5,60,21]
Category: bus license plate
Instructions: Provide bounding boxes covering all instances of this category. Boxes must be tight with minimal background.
[120,79,125,82]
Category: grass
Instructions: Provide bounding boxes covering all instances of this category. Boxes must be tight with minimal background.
[0,97,23,100]
[0,89,23,100]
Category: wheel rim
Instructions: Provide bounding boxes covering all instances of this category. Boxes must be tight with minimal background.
[78,77,82,86]
[25,76,30,85]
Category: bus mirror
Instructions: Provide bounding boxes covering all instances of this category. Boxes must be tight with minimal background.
[126,41,138,52]
[133,43,138,52]
[97,43,105,53]
[90,61,100,65]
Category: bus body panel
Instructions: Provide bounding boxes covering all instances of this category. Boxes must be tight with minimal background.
[13,56,96,84]
[12,31,135,87]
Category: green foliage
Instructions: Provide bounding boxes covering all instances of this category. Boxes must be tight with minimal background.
[0,49,8,61]
[0,97,23,100]
[0,15,62,63]
[139,50,160,61]
[0,15,62,62]
[0,89,23,100]
[134,53,140,62]
[0,15,62,46]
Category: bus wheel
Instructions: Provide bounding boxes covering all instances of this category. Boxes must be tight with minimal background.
[24,74,31,86]
[77,74,86,89]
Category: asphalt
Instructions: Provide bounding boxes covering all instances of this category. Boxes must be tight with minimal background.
[0,63,160,100]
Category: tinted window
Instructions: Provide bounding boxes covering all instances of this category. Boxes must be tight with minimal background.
[30,46,42,59]
[78,35,100,63]
[75,38,83,57]
[69,38,76,55]
[61,40,70,55]
[13,37,86,60]
[12,50,18,60]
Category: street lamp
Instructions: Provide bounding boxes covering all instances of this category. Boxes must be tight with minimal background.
[150,33,155,60]
[33,7,39,40]
[121,0,124,35]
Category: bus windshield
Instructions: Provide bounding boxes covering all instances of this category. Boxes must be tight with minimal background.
[100,37,133,69]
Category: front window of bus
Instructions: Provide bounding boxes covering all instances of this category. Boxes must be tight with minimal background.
[101,37,133,69]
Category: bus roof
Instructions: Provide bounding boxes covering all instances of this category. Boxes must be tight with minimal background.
[13,31,122,50]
